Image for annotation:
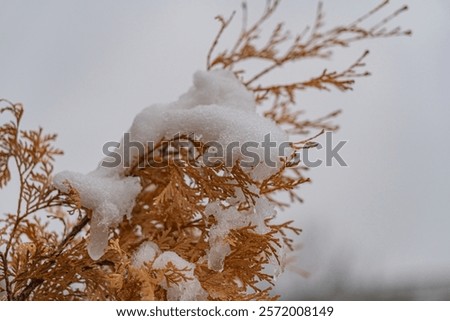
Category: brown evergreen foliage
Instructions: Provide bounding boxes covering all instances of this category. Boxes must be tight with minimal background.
[0,1,409,300]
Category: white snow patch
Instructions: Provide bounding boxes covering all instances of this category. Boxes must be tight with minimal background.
[152,251,207,301]
[205,189,276,272]
[117,69,290,180]
[53,170,141,260]
[132,241,160,268]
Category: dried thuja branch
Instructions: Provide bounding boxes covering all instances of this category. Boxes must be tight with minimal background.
[0,100,63,300]
[0,102,130,301]
[1,1,410,302]
[0,101,103,301]
[208,0,411,133]
[1,104,301,300]
[1,102,301,301]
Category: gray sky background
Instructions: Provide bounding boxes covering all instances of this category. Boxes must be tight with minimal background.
[1,0,449,299]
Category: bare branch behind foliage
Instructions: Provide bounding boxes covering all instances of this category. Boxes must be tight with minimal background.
[207,0,410,135]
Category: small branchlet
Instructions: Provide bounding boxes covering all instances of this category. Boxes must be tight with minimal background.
[207,0,410,135]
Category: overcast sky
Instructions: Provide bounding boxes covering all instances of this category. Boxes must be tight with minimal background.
[1,0,449,299]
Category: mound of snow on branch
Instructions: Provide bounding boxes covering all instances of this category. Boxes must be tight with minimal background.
[54,69,288,261]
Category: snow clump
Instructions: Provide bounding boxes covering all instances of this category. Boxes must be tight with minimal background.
[152,251,208,301]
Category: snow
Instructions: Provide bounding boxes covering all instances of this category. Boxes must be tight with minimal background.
[152,251,208,301]
[53,69,289,261]
[205,188,276,272]
[117,69,290,180]
[132,241,160,268]
[179,69,255,111]
[53,170,141,260]
[266,241,287,281]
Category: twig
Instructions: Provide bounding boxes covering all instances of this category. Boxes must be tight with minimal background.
[206,12,236,70]
[0,253,11,300]
[56,213,90,255]
[12,213,90,300]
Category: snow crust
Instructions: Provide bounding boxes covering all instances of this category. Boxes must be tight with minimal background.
[53,170,140,260]
[113,69,289,180]
[132,241,160,268]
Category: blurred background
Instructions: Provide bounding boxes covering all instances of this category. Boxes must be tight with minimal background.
[1,0,449,300]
